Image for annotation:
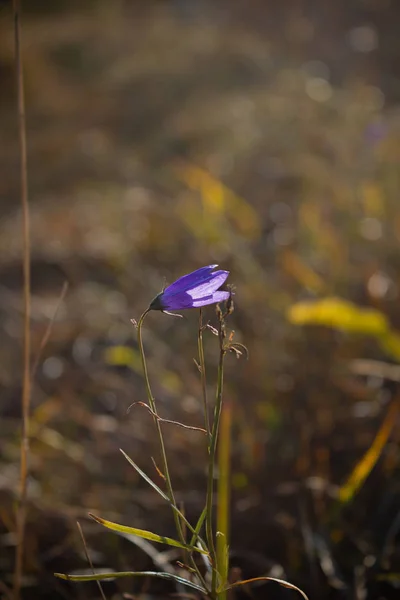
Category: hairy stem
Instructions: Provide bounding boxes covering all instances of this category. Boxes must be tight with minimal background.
[137,311,207,591]
[198,309,211,447]
[206,315,226,597]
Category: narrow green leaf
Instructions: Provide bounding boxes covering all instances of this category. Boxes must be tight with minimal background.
[216,533,229,594]
[190,506,211,573]
[190,506,207,548]
[54,570,206,592]
[89,513,207,555]
[338,400,398,504]
[120,449,208,550]
[225,576,309,600]
[120,449,169,501]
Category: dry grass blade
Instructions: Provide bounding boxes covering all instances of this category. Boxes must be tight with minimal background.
[13,1,31,598]
[114,531,178,575]
[120,449,169,500]
[76,521,107,600]
[88,513,208,554]
[54,570,207,593]
[151,456,166,480]
[339,397,399,504]
[349,359,400,382]
[120,449,208,551]
[225,576,310,599]
[30,281,69,382]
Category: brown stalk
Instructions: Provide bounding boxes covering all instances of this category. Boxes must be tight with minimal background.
[127,401,207,433]
[76,522,107,600]
[13,1,31,598]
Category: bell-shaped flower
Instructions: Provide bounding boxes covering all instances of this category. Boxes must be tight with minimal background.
[149,265,230,312]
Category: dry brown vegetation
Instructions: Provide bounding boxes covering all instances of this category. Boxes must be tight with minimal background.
[1,1,400,598]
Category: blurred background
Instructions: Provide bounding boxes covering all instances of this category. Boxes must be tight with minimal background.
[1,0,400,598]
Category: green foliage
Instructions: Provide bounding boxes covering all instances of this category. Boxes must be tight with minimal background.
[54,570,207,593]
[4,4,400,597]
[56,307,308,600]
[88,513,208,555]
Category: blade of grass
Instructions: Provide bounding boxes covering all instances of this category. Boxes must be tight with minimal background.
[190,507,211,574]
[190,506,212,573]
[225,576,310,600]
[120,449,207,549]
[189,506,207,548]
[76,522,107,600]
[215,533,229,595]
[120,448,170,500]
[13,1,31,598]
[338,397,399,504]
[54,570,206,592]
[89,514,208,555]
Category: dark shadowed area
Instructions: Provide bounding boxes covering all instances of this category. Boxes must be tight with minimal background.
[1,0,400,598]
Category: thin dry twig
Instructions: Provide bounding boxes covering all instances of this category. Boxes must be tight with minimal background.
[30,281,69,382]
[151,456,166,481]
[127,401,207,433]
[13,1,31,598]
[76,522,107,600]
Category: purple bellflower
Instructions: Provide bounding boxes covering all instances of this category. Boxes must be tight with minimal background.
[149,265,230,313]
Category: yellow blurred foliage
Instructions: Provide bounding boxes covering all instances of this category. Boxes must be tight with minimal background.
[232,472,248,489]
[104,345,183,393]
[361,182,385,218]
[378,330,400,362]
[281,250,326,293]
[104,345,142,372]
[298,200,347,275]
[176,163,261,240]
[287,297,389,336]
[339,400,398,504]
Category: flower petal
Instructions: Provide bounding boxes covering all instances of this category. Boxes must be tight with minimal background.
[160,293,197,310]
[148,265,230,312]
[191,291,230,307]
[187,271,229,300]
[161,290,230,310]
[163,265,218,295]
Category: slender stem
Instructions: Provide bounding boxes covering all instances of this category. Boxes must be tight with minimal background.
[136,311,207,591]
[137,311,181,526]
[216,401,232,600]
[198,309,211,447]
[206,317,226,597]
[13,1,31,599]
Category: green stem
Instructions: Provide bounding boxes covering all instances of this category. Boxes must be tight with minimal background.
[137,311,207,591]
[205,318,226,598]
[198,309,211,447]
